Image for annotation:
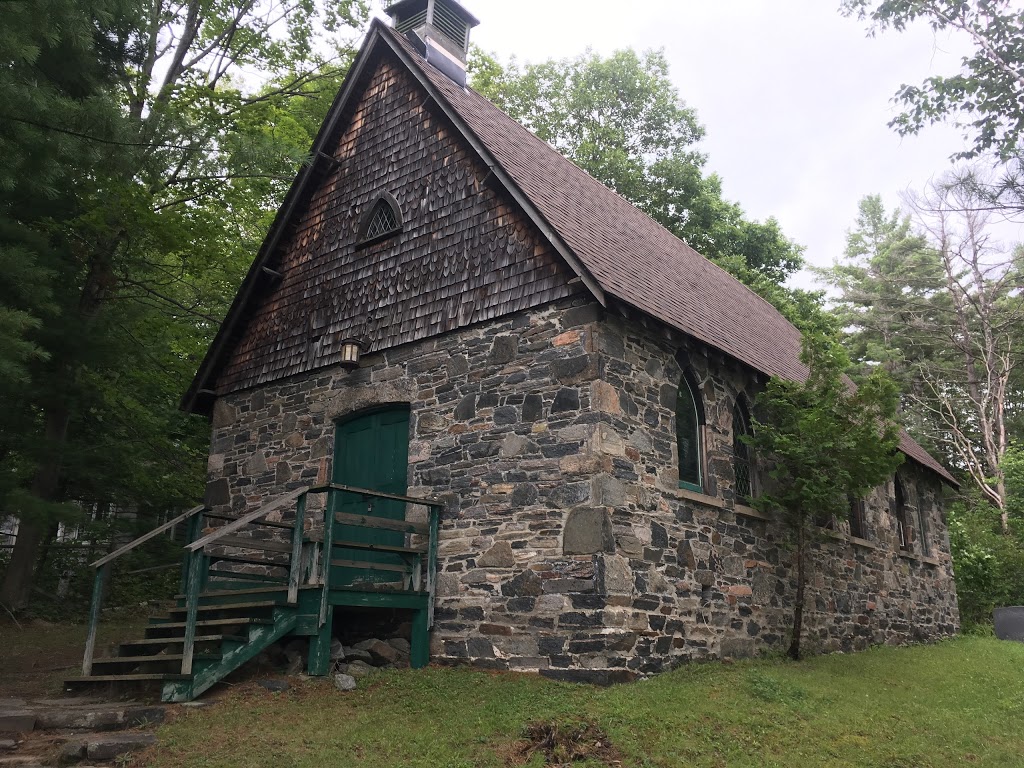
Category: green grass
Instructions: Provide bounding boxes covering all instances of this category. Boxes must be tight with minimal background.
[0,615,148,698]
[141,637,1024,767]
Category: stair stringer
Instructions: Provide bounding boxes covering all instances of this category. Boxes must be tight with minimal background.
[161,608,300,703]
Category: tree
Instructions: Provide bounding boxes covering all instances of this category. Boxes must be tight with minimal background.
[469,48,822,322]
[0,0,368,610]
[841,0,1024,161]
[821,180,1024,533]
[745,335,903,659]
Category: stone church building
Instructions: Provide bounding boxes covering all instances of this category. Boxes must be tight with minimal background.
[182,0,960,681]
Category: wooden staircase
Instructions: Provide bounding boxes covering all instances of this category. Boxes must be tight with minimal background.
[66,485,442,702]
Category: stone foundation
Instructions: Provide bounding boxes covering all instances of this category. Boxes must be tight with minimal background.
[205,297,959,679]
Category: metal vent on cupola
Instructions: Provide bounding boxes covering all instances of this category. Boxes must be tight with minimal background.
[386,0,479,87]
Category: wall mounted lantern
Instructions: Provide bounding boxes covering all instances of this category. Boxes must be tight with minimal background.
[339,337,365,370]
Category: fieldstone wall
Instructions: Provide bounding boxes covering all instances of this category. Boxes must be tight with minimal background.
[205,297,959,681]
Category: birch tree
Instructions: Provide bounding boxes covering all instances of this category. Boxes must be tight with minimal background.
[904,179,1022,530]
[822,178,1024,533]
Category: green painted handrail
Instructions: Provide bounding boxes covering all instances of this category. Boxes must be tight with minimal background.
[82,484,447,683]
[81,504,207,676]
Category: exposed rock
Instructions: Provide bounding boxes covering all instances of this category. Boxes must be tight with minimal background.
[0,711,34,734]
[85,733,157,761]
[563,507,614,555]
[333,674,357,692]
[502,570,543,597]
[499,434,533,457]
[477,541,515,568]
[337,660,377,678]
[330,638,346,661]
[343,649,374,665]
[353,638,400,665]
[386,638,412,656]
[598,554,634,595]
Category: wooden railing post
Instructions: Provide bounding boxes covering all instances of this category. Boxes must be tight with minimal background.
[82,563,110,676]
[180,511,203,596]
[287,493,306,605]
[181,550,205,675]
[427,504,440,629]
[318,489,335,627]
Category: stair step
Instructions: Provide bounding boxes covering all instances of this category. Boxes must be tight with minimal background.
[144,618,273,636]
[120,634,247,648]
[203,552,288,568]
[65,674,191,683]
[173,585,293,599]
[332,539,427,555]
[205,569,289,584]
[91,653,220,666]
[163,600,283,618]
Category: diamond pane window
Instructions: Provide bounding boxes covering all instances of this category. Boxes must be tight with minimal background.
[359,197,401,244]
[733,402,753,502]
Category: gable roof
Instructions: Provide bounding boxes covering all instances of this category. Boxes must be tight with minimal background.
[183,19,956,486]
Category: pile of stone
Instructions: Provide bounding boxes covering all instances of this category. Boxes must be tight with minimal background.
[330,637,411,692]
[0,697,164,766]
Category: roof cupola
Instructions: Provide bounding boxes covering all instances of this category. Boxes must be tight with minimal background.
[385,0,479,86]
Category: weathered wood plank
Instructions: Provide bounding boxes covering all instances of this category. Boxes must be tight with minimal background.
[82,563,109,676]
[188,488,307,551]
[92,505,206,567]
[329,558,412,574]
[311,482,442,509]
[331,512,429,535]
[287,494,306,605]
[332,539,426,555]
[210,536,293,554]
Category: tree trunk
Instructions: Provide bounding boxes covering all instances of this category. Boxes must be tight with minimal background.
[788,525,806,660]
[0,403,70,611]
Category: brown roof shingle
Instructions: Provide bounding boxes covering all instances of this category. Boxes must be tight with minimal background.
[380,24,955,485]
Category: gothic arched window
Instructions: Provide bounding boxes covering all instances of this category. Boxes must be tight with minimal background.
[733,398,754,503]
[358,194,402,246]
[676,372,705,493]
[894,474,912,551]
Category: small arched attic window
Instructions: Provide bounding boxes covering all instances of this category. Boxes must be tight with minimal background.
[357,193,403,247]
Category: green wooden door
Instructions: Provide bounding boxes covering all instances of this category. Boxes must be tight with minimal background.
[330,407,410,588]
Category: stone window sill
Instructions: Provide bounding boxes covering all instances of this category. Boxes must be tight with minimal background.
[849,536,878,550]
[735,503,771,521]
[897,550,942,566]
[673,487,725,509]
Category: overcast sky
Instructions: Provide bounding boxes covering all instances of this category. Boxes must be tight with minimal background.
[374,1,1017,289]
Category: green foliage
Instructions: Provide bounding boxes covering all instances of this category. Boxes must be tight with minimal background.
[1005,443,1024,520]
[0,0,369,610]
[747,335,904,532]
[948,496,1024,629]
[841,0,1024,160]
[745,333,903,658]
[950,443,1024,629]
[469,47,821,323]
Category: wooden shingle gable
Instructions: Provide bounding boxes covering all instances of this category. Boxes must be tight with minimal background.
[183,26,587,412]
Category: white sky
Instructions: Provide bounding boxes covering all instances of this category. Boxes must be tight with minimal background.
[373,0,1020,289]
